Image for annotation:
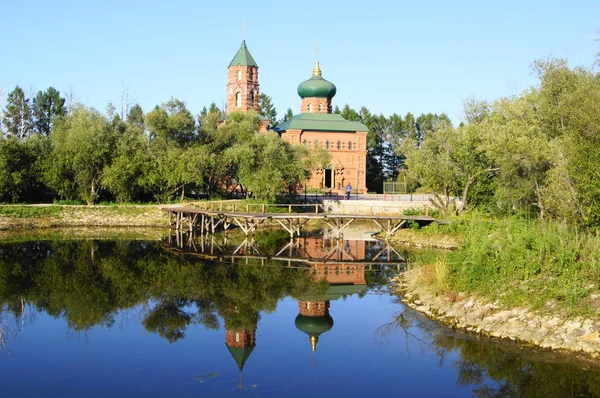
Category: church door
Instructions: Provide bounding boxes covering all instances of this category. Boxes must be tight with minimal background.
[324,168,334,189]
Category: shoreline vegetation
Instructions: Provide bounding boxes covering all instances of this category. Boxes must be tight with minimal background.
[390,214,600,357]
[0,204,168,230]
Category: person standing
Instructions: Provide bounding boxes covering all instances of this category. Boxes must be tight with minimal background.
[345,183,352,200]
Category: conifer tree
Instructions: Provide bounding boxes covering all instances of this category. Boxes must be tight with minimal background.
[3,86,32,139]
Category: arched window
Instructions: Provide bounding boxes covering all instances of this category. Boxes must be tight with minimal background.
[249,69,253,81]
[337,141,342,150]
[348,141,353,150]
[303,139,308,146]
[249,91,254,108]
[237,70,242,80]
[308,103,313,112]
[236,92,242,108]
[318,103,323,112]
[314,140,319,149]
[326,140,330,149]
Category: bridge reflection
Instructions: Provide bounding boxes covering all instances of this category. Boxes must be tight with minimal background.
[167,231,406,269]
[166,232,404,363]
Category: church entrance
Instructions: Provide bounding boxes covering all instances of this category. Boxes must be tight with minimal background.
[324,168,334,189]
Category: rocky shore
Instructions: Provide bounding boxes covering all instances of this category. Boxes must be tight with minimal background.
[395,268,600,358]
[0,205,167,230]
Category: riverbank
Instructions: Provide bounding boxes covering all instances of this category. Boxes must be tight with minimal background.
[391,215,600,358]
[0,205,167,230]
[396,269,600,358]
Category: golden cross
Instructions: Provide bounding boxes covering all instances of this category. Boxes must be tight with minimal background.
[242,21,247,40]
[315,44,320,60]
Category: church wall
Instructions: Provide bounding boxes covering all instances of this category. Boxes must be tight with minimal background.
[281,129,368,193]
[300,98,331,113]
[226,65,260,113]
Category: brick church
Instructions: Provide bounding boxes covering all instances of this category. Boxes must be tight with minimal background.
[226,40,369,193]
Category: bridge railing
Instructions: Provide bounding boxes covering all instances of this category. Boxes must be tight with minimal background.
[190,201,328,214]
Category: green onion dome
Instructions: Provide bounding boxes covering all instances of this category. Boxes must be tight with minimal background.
[295,314,334,335]
[297,62,337,99]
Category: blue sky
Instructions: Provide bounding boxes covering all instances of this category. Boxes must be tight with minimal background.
[2,0,598,124]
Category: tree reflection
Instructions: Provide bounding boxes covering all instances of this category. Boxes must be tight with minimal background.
[378,305,600,397]
[0,239,323,343]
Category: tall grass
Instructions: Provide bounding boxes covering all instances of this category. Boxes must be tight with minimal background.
[407,214,600,317]
[444,217,600,316]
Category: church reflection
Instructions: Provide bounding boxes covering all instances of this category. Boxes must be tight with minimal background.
[293,238,368,351]
[168,233,405,375]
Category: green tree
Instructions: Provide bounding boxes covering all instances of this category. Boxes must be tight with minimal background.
[102,123,150,203]
[402,120,492,214]
[31,87,66,136]
[226,131,327,200]
[126,104,145,130]
[146,97,196,147]
[0,135,48,202]
[258,93,277,126]
[2,86,32,139]
[44,105,115,204]
[280,107,294,123]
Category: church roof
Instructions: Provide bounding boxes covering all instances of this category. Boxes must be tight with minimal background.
[229,40,258,67]
[295,314,334,335]
[272,113,369,133]
[298,62,337,99]
[226,344,255,372]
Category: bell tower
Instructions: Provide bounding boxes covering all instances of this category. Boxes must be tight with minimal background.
[227,40,260,113]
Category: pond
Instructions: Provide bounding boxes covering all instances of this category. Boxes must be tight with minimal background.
[0,230,599,397]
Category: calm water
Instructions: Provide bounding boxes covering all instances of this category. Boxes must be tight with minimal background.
[0,231,599,397]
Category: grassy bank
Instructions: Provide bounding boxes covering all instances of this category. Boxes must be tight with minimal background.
[402,215,600,318]
[0,204,168,229]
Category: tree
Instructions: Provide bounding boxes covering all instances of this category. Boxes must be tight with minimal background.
[258,93,277,126]
[402,120,492,214]
[146,97,196,146]
[2,86,32,139]
[102,123,150,203]
[126,104,145,130]
[44,105,115,204]
[0,135,48,202]
[226,130,329,200]
[31,87,66,136]
[280,107,294,123]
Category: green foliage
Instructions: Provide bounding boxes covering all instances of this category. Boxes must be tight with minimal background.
[0,205,61,218]
[400,57,600,227]
[280,107,294,123]
[3,85,32,139]
[31,87,66,136]
[442,217,600,316]
[0,238,325,337]
[44,105,115,204]
[146,97,197,146]
[0,135,49,202]
[101,125,150,203]
[402,120,492,214]
[257,93,277,126]
[226,129,328,200]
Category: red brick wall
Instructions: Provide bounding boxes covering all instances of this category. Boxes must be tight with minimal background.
[282,130,368,193]
[300,98,331,114]
[225,329,256,348]
[227,66,260,113]
[298,301,330,316]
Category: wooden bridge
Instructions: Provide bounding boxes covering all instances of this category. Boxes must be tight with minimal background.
[161,202,442,240]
